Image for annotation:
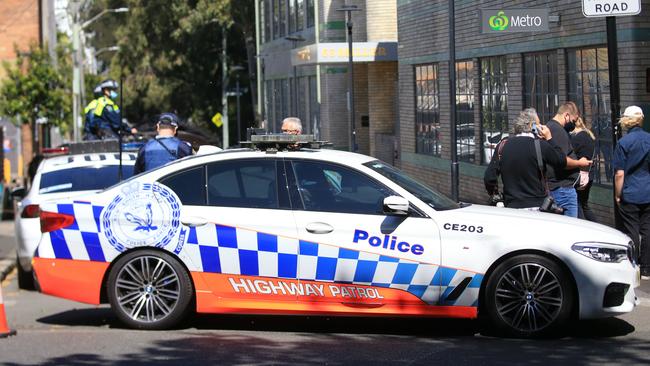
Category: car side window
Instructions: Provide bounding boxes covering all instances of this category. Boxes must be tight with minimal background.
[291,160,393,214]
[159,165,206,205]
[207,159,279,209]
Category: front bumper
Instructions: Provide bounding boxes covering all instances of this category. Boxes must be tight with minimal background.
[569,253,639,319]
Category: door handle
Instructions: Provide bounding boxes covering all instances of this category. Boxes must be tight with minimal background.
[305,222,334,234]
[180,216,208,227]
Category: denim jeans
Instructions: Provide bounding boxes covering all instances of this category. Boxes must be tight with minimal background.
[550,186,579,218]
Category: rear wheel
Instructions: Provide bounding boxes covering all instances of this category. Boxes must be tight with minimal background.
[483,254,574,337]
[107,250,193,330]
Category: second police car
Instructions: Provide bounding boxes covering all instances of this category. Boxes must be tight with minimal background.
[31,136,639,337]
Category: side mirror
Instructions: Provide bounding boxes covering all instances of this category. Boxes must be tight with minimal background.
[383,196,410,215]
[10,187,26,200]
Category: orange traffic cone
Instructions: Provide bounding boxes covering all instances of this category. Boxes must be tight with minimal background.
[0,283,16,338]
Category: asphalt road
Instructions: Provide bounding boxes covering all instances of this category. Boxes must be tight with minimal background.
[2,222,650,365]
[1,272,650,365]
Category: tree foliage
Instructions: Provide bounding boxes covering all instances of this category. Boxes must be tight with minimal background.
[0,40,72,132]
[86,0,254,141]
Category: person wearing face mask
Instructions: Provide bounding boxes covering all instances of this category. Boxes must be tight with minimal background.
[93,79,137,139]
[543,102,593,217]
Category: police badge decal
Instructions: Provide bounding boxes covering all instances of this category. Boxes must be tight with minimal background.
[102,182,183,253]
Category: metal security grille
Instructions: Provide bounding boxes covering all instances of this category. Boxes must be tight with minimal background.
[524,52,559,124]
[567,47,612,186]
[456,60,475,163]
[414,64,441,156]
[480,56,508,165]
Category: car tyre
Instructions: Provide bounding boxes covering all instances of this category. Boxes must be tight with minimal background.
[483,254,574,338]
[16,257,35,290]
[107,249,193,330]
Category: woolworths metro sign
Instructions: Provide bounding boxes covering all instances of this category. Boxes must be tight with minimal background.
[480,9,550,33]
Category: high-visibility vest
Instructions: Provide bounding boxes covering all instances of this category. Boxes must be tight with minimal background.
[93,96,120,116]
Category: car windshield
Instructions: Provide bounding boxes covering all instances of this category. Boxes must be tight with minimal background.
[363,160,459,211]
[39,165,134,194]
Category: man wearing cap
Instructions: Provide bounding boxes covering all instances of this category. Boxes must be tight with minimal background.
[613,106,650,278]
[82,84,104,140]
[133,113,193,174]
[93,79,137,139]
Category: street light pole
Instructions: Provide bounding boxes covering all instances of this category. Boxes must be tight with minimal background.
[236,74,241,144]
[448,0,459,202]
[221,26,230,148]
[337,5,361,152]
[72,19,82,142]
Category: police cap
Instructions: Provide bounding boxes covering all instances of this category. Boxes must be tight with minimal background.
[158,112,179,127]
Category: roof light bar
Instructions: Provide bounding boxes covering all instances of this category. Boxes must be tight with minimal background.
[241,134,332,151]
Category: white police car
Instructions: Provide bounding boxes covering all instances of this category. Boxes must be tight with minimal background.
[31,135,639,337]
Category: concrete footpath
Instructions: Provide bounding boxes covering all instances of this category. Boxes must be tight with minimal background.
[0,220,16,282]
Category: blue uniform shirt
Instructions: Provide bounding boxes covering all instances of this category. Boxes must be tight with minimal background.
[613,126,650,204]
[134,136,192,175]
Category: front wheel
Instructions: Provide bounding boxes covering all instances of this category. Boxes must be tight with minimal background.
[483,254,574,337]
[107,250,193,330]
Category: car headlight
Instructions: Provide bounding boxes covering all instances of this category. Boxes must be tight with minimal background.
[572,242,631,263]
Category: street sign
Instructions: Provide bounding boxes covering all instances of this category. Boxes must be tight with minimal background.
[211,112,223,128]
[480,9,550,33]
[582,0,641,17]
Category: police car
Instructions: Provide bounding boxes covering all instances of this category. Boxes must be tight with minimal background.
[31,135,639,337]
[13,143,136,289]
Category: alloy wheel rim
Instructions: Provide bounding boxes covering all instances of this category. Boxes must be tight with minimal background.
[115,256,180,323]
[495,263,563,333]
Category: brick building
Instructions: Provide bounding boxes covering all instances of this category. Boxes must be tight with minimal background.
[396,0,650,225]
[255,0,399,162]
[0,0,56,182]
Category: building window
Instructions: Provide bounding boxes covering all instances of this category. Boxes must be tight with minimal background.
[273,79,285,132]
[414,64,441,156]
[306,0,315,27]
[309,75,319,138]
[297,0,305,31]
[480,56,508,164]
[567,47,611,185]
[265,81,274,130]
[273,0,279,39]
[456,60,475,163]
[282,79,289,128]
[279,0,287,37]
[524,51,559,124]
[263,0,272,42]
[288,0,296,34]
[297,76,308,132]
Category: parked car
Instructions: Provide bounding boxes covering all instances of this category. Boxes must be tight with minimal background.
[31,135,639,337]
[13,147,136,289]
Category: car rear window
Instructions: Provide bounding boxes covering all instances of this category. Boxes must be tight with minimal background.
[39,166,134,194]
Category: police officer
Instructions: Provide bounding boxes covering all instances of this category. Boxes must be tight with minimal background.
[82,85,103,140]
[93,79,137,139]
[133,113,192,174]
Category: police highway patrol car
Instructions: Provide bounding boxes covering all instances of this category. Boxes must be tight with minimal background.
[31,135,639,337]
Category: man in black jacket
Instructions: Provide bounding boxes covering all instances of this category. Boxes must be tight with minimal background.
[544,102,593,217]
[485,108,571,209]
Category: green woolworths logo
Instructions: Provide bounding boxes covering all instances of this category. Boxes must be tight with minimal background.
[489,11,509,31]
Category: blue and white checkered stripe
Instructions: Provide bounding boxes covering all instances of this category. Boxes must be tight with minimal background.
[36,201,123,262]
[37,204,483,307]
[184,224,483,306]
